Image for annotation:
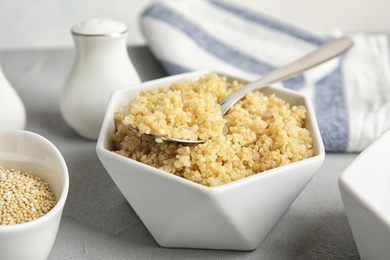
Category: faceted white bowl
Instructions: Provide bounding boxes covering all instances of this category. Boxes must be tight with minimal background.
[339,129,390,260]
[96,71,325,250]
[0,130,69,260]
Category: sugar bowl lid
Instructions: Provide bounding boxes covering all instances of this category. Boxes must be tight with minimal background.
[71,18,128,37]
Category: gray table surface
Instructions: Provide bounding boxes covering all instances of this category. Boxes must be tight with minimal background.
[1,46,360,259]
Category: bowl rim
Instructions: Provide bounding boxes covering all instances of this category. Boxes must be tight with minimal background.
[0,130,69,231]
[96,70,325,190]
[339,129,390,227]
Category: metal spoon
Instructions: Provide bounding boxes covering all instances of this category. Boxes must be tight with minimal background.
[129,36,353,144]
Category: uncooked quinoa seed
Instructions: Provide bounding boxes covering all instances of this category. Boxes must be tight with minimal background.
[0,166,57,225]
[112,73,314,187]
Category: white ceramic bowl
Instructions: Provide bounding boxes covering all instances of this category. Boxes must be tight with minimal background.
[0,130,69,260]
[96,71,325,250]
[339,129,390,260]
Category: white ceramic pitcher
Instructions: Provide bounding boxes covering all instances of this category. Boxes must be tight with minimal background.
[60,18,141,140]
[0,60,26,130]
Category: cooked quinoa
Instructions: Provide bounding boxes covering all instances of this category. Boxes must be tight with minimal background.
[0,166,57,225]
[112,73,314,187]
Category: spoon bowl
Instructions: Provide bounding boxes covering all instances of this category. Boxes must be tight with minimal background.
[129,36,353,143]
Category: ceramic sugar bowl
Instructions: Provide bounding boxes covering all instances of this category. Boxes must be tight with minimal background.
[60,18,141,140]
[0,59,26,130]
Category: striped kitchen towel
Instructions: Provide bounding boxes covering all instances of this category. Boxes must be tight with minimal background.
[140,0,390,152]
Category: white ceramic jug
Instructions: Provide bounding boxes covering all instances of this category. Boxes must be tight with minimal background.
[60,18,141,140]
[0,60,26,130]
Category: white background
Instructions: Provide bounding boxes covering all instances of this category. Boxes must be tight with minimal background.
[1,0,390,49]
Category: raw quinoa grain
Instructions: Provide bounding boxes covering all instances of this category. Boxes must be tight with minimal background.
[0,166,57,225]
[112,73,314,187]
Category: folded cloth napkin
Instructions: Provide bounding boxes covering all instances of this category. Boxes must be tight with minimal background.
[140,0,390,152]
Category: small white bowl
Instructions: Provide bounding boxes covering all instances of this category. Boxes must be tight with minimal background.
[339,129,390,260]
[0,130,69,260]
[96,71,325,250]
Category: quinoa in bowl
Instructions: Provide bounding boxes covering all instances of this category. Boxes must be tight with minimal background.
[0,166,57,225]
[112,73,314,187]
[96,71,324,250]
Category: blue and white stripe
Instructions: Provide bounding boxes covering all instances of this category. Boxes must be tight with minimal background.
[139,0,375,152]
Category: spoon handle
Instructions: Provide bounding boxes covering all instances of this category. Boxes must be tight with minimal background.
[220,36,354,115]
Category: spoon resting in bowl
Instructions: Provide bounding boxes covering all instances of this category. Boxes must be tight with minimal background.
[129,36,354,144]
